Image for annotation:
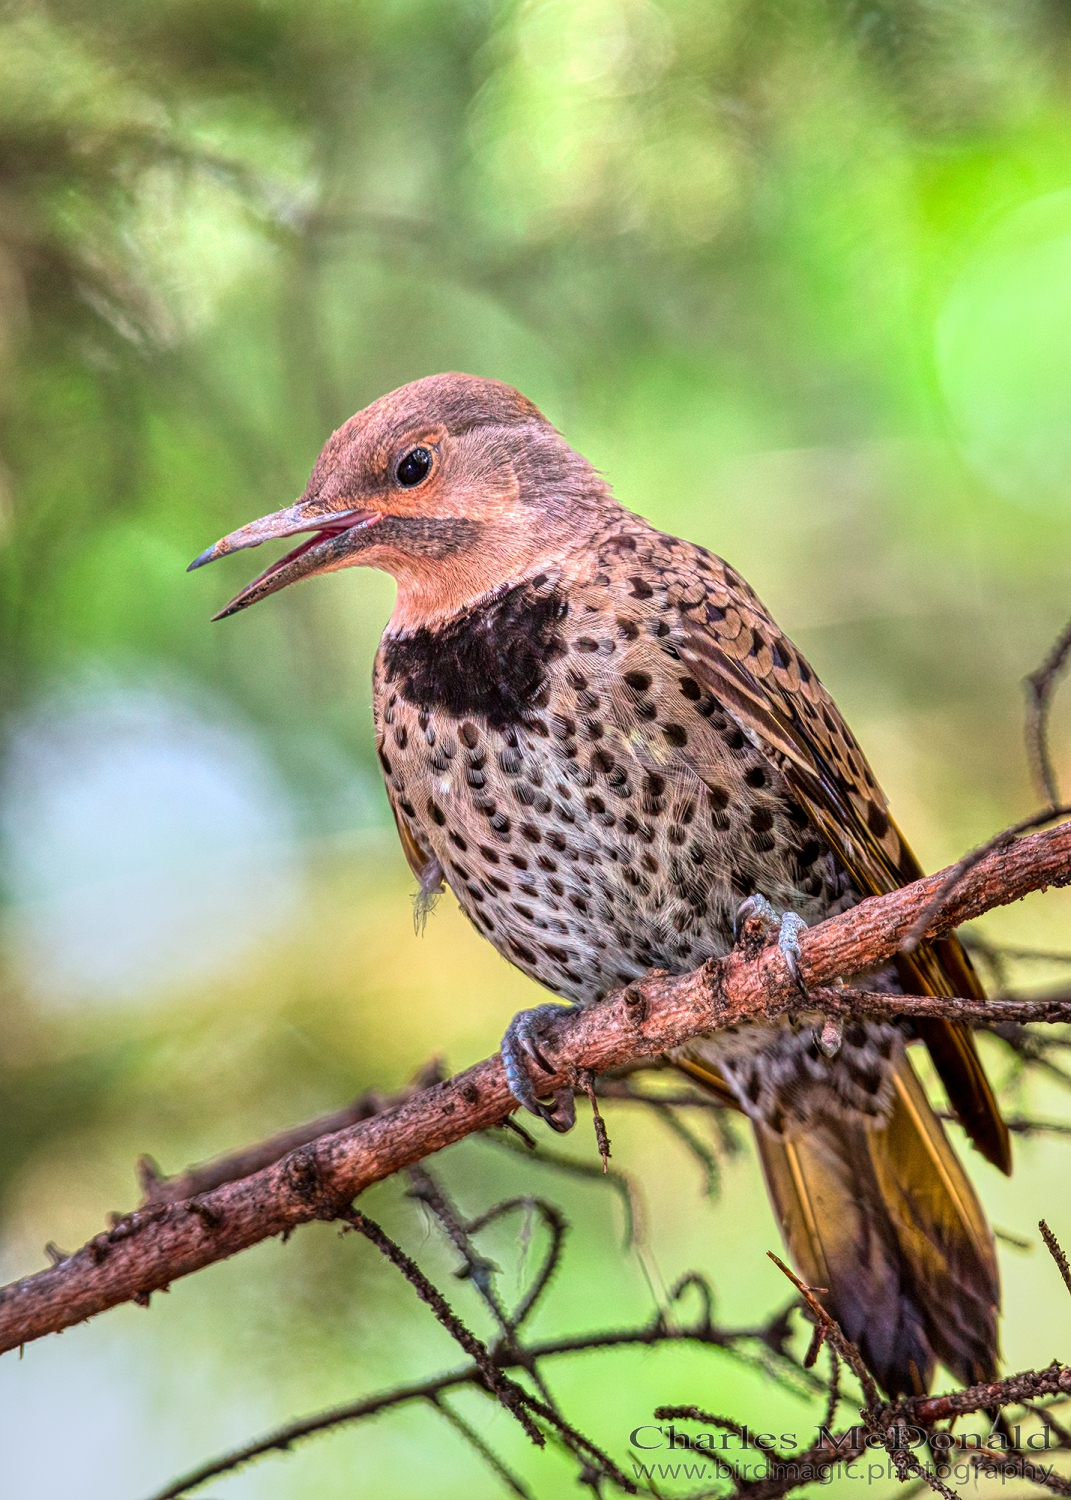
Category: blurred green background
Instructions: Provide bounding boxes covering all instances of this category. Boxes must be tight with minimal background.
[4,1,1071,1496]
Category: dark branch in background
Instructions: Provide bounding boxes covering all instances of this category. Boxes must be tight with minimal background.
[1026,615,1071,811]
[148,1188,1071,1500]
[144,1153,821,1500]
[12,613,1071,1500]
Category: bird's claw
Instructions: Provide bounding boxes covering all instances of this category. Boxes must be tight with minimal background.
[501,1002,578,1133]
[733,893,779,942]
[734,895,810,1001]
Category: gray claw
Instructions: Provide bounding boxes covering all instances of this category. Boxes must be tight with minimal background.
[734,893,779,941]
[500,1001,578,1132]
[778,911,809,998]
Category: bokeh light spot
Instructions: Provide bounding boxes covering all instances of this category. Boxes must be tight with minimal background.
[0,675,304,1007]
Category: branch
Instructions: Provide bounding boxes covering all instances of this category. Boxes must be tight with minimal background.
[146,1296,806,1500]
[1,817,1069,1357]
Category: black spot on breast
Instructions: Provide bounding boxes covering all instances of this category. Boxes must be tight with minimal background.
[629,577,654,599]
[679,677,701,700]
[750,806,774,833]
[663,723,688,747]
[616,616,640,640]
[744,766,766,788]
[381,583,567,729]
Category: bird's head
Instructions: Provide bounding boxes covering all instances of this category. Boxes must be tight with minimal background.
[189,373,612,630]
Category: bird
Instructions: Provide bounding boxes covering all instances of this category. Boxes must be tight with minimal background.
[190,372,1010,1398]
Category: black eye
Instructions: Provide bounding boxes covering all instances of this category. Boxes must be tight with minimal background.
[396,446,433,487]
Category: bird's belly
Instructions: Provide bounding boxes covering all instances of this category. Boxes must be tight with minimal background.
[380,695,854,1008]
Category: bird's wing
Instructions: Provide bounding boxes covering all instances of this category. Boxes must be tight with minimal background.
[600,548,1010,1173]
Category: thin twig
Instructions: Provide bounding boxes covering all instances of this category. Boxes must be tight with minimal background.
[431,1393,536,1500]
[577,1068,611,1171]
[344,1209,544,1446]
[1041,1222,1071,1299]
[1026,613,1071,809]
[901,806,1071,955]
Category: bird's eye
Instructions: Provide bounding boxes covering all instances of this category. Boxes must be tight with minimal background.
[395,446,433,487]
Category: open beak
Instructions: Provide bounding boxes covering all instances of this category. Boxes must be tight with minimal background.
[188,502,382,619]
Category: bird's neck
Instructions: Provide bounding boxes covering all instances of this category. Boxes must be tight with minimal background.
[386,492,632,636]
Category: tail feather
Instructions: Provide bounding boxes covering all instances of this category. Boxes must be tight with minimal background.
[753,1053,999,1396]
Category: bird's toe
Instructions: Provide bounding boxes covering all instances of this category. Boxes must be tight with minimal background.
[500,1002,578,1130]
[777,910,810,998]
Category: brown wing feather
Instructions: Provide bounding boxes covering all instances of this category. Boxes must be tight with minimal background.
[755,1051,999,1394]
[671,560,1010,1174]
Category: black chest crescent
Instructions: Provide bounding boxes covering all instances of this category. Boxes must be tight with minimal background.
[381,583,569,728]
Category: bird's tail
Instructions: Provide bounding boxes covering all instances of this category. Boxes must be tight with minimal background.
[752,1052,999,1396]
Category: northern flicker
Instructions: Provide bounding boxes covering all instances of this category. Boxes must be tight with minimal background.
[190,373,1010,1396]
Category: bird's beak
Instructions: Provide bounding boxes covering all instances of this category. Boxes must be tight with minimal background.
[188,501,382,619]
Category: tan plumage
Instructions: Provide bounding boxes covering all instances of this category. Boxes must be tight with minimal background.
[192,372,1009,1397]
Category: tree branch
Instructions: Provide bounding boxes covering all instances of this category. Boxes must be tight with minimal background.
[1,816,1069,1357]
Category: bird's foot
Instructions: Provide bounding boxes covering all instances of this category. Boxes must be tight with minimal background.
[500,1002,578,1133]
[734,895,810,1000]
